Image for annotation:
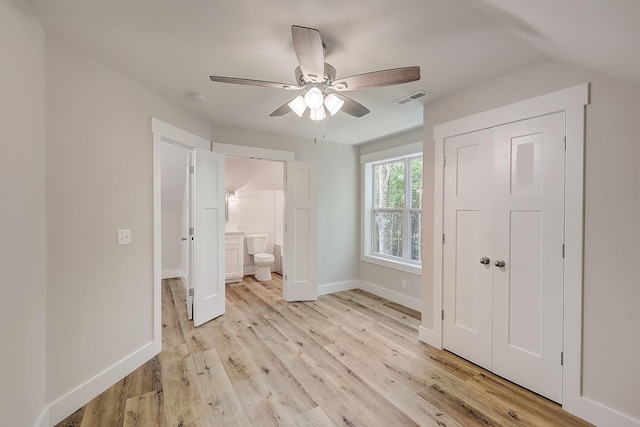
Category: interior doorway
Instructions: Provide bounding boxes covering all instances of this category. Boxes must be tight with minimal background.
[224,157,285,281]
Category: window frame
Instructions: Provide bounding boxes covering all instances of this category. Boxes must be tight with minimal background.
[361,142,422,276]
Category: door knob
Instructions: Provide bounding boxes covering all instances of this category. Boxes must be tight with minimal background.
[479,257,490,265]
[494,259,506,268]
[181,237,188,241]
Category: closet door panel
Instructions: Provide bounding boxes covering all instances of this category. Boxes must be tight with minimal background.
[442,129,493,370]
[492,112,566,403]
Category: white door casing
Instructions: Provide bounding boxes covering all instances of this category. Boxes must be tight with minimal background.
[192,148,225,326]
[442,113,565,403]
[284,161,318,302]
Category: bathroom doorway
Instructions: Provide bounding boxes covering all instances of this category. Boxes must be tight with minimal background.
[214,142,318,302]
[224,157,285,280]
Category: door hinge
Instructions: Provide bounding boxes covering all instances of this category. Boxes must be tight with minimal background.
[561,352,564,366]
[441,310,444,320]
[442,233,445,244]
[563,136,567,150]
[189,227,194,236]
[189,166,194,174]
[562,244,565,258]
[443,156,446,167]
[189,288,194,297]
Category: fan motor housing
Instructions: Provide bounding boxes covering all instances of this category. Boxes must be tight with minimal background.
[295,63,336,87]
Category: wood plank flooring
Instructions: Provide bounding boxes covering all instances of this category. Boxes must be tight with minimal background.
[56,275,593,427]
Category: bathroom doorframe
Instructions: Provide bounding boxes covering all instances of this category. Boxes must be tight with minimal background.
[212,142,295,296]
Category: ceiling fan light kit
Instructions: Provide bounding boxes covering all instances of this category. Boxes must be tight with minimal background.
[310,107,326,121]
[209,25,420,122]
[288,95,307,117]
[304,87,324,109]
[324,93,344,116]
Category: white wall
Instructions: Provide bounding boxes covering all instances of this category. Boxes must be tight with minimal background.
[0,0,47,425]
[160,142,189,278]
[212,126,360,286]
[358,128,423,307]
[45,36,211,422]
[226,157,284,264]
[421,59,640,425]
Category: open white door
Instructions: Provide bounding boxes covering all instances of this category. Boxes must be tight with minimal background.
[185,151,194,320]
[283,161,317,302]
[192,148,225,326]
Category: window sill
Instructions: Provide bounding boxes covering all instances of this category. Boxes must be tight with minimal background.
[362,255,422,276]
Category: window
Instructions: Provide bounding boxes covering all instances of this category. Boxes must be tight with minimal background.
[362,142,422,274]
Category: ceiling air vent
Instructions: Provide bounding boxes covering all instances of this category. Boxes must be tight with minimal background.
[394,90,429,105]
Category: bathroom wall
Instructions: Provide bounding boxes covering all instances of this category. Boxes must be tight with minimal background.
[225,157,285,266]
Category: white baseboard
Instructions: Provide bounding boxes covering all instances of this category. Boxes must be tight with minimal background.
[34,406,48,427]
[48,340,160,426]
[318,279,421,312]
[567,396,640,427]
[318,280,359,295]
[162,269,183,279]
[357,280,422,311]
[418,326,442,349]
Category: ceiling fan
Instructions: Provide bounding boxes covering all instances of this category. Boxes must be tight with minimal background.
[209,25,420,120]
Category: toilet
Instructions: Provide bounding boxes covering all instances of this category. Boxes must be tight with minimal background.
[245,234,275,281]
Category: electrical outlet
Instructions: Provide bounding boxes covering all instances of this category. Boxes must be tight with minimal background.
[117,229,131,245]
[401,280,407,289]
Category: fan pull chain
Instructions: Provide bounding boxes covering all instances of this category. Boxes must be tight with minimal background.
[322,117,326,139]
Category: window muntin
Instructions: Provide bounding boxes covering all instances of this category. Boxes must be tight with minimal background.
[369,154,422,266]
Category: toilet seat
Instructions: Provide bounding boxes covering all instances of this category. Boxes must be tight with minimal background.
[254,253,275,264]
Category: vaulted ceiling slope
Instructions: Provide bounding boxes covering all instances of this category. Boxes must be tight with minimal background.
[28,0,640,145]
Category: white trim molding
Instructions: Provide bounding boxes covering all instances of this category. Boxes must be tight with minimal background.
[318,280,359,296]
[213,142,294,162]
[358,280,421,312]
[48,341,159,426]
[152,117,211,351]
[318,279,421,312]
[360,141,423,276]
[161,269,184,280]
[34,407,48,427]
[424,84,638,427]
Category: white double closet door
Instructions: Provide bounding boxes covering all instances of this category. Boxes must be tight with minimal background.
[442,112,565,403]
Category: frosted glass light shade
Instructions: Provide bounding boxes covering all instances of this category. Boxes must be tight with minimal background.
[304,87,324,109]
[324,93,344,116]
[309,107,326,121]
[288,95,307,117]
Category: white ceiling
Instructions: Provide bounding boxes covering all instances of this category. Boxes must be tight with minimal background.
[28,0,640,145]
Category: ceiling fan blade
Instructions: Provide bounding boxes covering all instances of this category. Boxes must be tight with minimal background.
[209,75,301,90]
[332,93,370,117]
[269,101,292,117]
[291,25,325,83]
[332,66,420,91]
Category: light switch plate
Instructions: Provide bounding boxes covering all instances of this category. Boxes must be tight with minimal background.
[118,229,131,245]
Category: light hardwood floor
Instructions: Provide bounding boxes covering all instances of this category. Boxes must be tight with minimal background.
[56,275,593,427]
